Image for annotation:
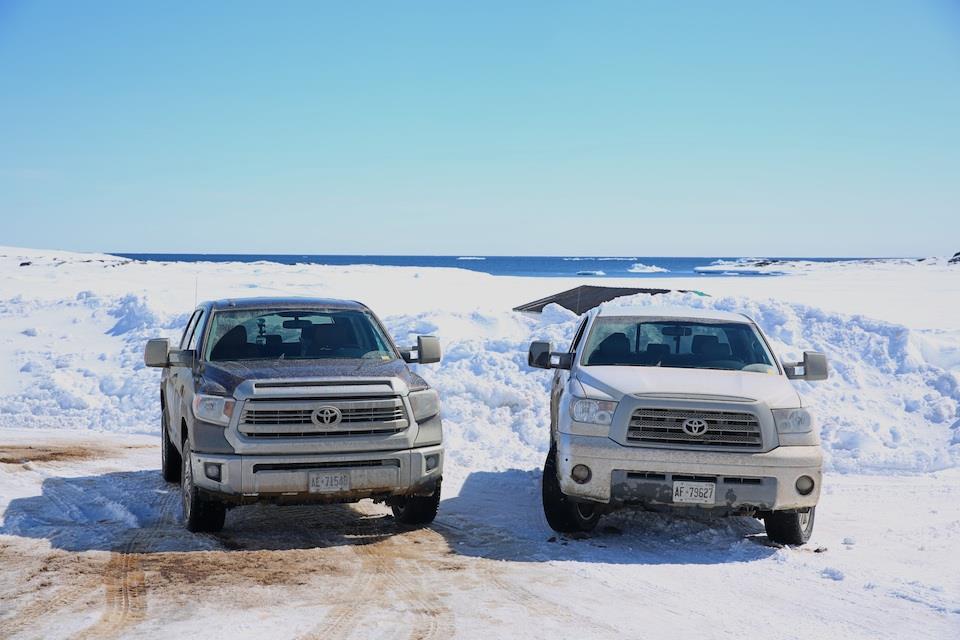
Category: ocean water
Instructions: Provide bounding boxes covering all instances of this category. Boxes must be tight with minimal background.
[110,254,864,278]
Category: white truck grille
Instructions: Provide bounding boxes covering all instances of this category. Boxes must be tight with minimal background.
[239,396,408,438]
[627,407,763,449]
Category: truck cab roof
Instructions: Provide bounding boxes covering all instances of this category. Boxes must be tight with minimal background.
[594,305,753,324]
[203,297,369,312]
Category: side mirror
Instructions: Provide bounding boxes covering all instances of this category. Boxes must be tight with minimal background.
[528,341,553,368]
[401,336,442,364]
[528,341,573,370]
[144,338,170,367]
[416,336,442,364]
[784,351,829,381]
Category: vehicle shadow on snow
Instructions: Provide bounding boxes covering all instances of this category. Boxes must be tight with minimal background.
[0,469,406,554]
[433,469,778,566]
[1,468,777,564]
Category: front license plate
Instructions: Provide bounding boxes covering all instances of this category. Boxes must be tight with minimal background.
[308,472,351,493]
[672,481,715,504]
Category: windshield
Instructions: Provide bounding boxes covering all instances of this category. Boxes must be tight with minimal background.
[204,308,396,362]
[580,317,777,373]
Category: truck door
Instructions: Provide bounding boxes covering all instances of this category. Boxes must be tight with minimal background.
[166,310,201,443]
[552,316,588,428]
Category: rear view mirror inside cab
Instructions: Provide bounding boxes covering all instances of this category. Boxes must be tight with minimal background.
[282,319,313,329]
[660,326,693,337]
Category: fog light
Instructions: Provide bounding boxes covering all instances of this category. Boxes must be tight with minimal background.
[204,463,222,481]
[795,475,815,495]
[571,464,592,484]
[425,454,439,472]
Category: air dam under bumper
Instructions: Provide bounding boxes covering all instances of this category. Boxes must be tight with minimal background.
[190,445,443,505]
[556,433,821,511]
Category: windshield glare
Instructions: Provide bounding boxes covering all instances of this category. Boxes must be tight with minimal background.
[580,318,777,373]
[204,309,396,362]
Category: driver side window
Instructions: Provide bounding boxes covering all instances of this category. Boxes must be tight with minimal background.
[569,318,588,353]
[187,311,205,351]
[179,311,201,349]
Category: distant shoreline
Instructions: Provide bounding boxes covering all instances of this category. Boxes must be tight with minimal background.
[106,253,915,279]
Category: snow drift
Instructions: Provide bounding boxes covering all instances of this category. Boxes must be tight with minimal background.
[1,281,957,476]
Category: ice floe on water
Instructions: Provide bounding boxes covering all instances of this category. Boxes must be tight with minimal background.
[563,257,637,261]
[627,262,669,273]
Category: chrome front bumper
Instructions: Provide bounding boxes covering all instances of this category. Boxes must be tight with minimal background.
[190,444,443,504]
[556,433,822,511]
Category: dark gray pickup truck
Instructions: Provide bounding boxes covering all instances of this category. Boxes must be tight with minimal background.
[144,297,443,532]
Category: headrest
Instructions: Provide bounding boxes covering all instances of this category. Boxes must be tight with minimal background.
[645,343,670,357]
[313,322,347,342]
[219,325,247,347]
[210,325,248,359]
[692,334,720,354]
[703,342,732,359]
[598,332,630,354]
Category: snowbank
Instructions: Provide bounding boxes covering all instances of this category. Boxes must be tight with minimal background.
[597,292,960,473]
[0,249,957,477]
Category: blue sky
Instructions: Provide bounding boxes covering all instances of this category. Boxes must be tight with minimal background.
[1,1,958,256]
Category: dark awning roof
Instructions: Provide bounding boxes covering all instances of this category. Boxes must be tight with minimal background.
[513,285,672,315]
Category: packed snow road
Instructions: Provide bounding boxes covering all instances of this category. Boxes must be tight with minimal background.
[0,430,957,640]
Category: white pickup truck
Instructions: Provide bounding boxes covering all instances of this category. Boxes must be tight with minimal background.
[529,306,828,545]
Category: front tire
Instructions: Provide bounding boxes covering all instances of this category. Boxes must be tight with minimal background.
[181,440,225,533]
[160,410,182,483]
[541,444,600,533]
[391,477,441,525]
[764,507,815,545]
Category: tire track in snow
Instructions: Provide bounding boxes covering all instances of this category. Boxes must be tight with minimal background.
[73,485,179,639]
[352,527,455,640]
[0,549,103,639]
[299,511,455,640]
[429,509,622,639]
[472,562,620,638]
[297,511,383,640]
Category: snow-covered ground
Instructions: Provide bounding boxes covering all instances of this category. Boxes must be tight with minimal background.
[0,246,958,639]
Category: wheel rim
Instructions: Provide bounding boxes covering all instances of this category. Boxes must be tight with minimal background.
[575,503,595,520]
[181,448,193,520]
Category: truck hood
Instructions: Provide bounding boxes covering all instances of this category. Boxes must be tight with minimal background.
[199,359,428,396]
[576,366,801,409]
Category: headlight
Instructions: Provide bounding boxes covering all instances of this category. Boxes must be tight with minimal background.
[772,408,814,434]
[192,394,235,426]
[409,389,440,422]
[569,398,618,426]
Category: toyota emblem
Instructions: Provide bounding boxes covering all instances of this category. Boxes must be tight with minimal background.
[681,418,708,436]
[312,405,343,426]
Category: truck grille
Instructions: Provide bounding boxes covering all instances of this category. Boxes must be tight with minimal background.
[239,397,408,438]
[627,407,762,449]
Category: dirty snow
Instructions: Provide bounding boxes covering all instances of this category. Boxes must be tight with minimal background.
[0,246,958,639]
